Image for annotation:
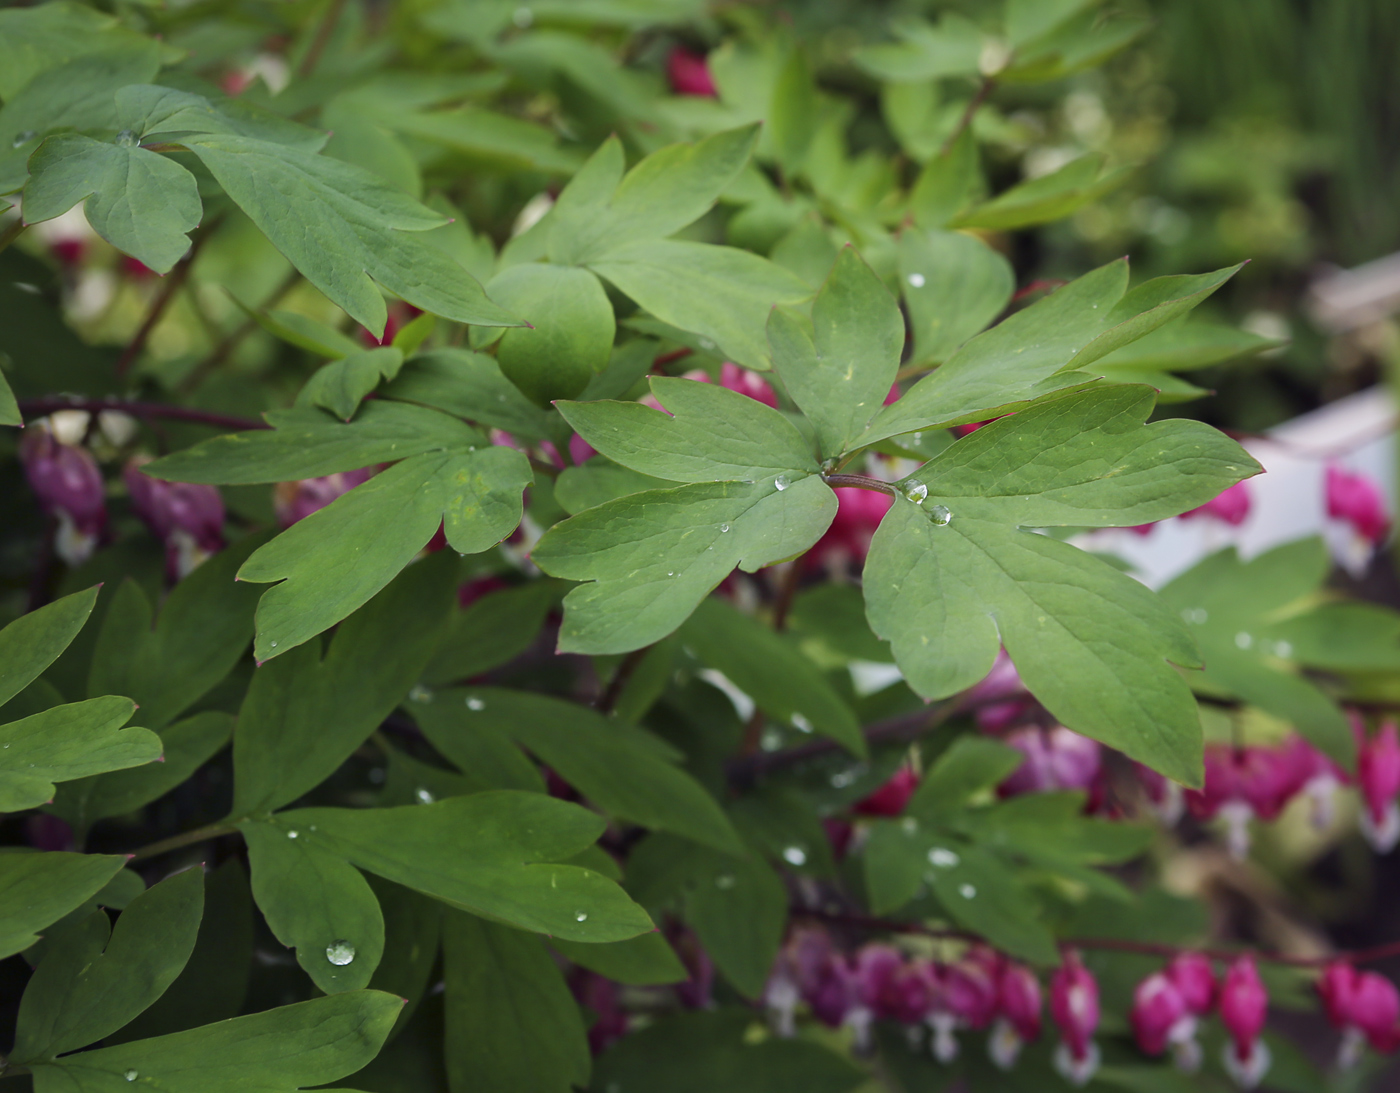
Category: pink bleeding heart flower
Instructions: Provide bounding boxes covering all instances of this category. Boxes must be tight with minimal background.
[667,46,717,97]
[570,971,628,1053]
[1356,721,1400,853]
[568,432,597,465]
[808,486,893,571]
[1180,480,1252,527]
[1317,962,1400,1067]
[273,467,376,528]
[999,726,1102,798]
[1132,962,1210,1072]
[1050,951,1100,1086]
[718,362,778,408]
[765,927,843,1035]
[968,651,1033,732]
[1326,464,1390,545]
[1220,956,1270,1089]
[1168,952,1218,1016]
[853,767,917,817]
[924,948,1000,1063]
[1278,734,1346,831]
[989,961,1042,1070]
[124,455,225,579]
[20,425,107,565]
[847,946,931,1049]
[1136,763,1185,826]
[1185,744,1307,859]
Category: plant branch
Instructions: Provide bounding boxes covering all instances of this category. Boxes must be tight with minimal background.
[128,821,239,862]
[795,907,1400,970]
[115,218,222,380]
[939,77,995,158]
[179,267,302,395]
[597,646,651,713]
[771,558,803,632]
[823,472,899,498]
[18,397,265,432]
[299,0,351,79]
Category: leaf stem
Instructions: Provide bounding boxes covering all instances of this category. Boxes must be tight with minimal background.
[17,397,265,432]
[115,217,223,380]
[0,217,26,257]
[822,472,899,498]
[298,0,351,79]
[179,266,302,395]
[795,906,1400,969]
[939,77,995,158]
[128,821,239,862]
[596,646,651,713]
[771,559,803,632]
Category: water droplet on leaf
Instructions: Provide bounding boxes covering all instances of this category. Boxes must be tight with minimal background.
[791,712,813,733]
[115,129,139,147]
[326,939,356,965]
[408,684,433,704]
[287,830,299,839]
[574,910,588,922]
[901,816,919,834]
[715,873,736,890]
[415,787,435,804]
[12,130,36,148]
[719,523,730,533]
[1274,640,1293,658]
[466,697,486,711]
[902,480,928,504]
[928,847,960,868]
[958,884,977,899]
[782,845,808,866]
[929,505,952,526]
[1234,632,1253,650]
[907,273,926,288]
[773,474,790,491]
[124,1070,138,1082]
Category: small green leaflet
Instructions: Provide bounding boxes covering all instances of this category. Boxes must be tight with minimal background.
[866,259,1243,445]
[950,154,1133,231]
[898,229,1014,366]
[298,346,405,422]
[0,587,98,707]
[851,14,985,83]
[382,348,556,442]
[864,386,1260,785]
[0,851,126,960]
[238,445,530,660]
[248,792,653,942]
[1159,539,1400,769]
[538,378,837,652]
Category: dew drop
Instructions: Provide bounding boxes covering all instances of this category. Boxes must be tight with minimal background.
[760,727,784,752]
[466,696,486,711]
[928,847,960,868]
[574,910,589,922]
[1181,607,1208,625]
[2,744,8,749]
[1274,640,1293,658]
[12,130,36,148]
[699,337,716,350]
[269,641,278,648]
[1234,631,1254,650]
[958,883,977,899]
[791,712,814,733]
[773,474,790,492]
[287,830,299,839]
[415,787,435,804]
[715,873,736,890]
[782,845,808,866]
[901,816,919,834]
[907,272,926,288]
[124,1070,138,1082]
[326,939,356,966]
[408,684,434,704]
[929,504,952,526]
[719,523,730,533]
[115,129,139,147]
[902,480,928,504]
[512,5,533,27]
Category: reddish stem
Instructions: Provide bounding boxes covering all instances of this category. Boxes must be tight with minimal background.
[823,472,899,498]
[18,398,265,432]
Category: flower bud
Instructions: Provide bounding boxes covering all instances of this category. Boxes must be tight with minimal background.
[1317,961,1400,1066]
[1326,464,1390,545]
[124,455,225,579]
[1220,956,1270,1089]
[1131,972,1190,1057]
[20,424,107,565]
[1167,952,1218,1015]
[273,467,376,527]
[1357,722,1400,853]
[989,961,1041,1070]
[1050,951,1100,1086]
[1180,480,1252,526]
[667,47,717,97]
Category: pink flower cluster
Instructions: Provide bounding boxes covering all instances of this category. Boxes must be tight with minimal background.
[763,930,1047,1071]
[20,425,107,566]
[1318,961,1400,1067]
[124,456,225,579]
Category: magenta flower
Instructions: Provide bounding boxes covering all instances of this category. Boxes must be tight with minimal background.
[1356,721,1400,853]
[1317,962,1400,1066]
[667,47,717,97]
[1050,951,1100,1086]
[1167,952,1218,1016]
[999,726,1102,798]
[1220,956,1270,1089]
[124,455,225,579]
[989,961,1042,1070]
[20,426,107,565]
[925,948,1000,1062]
[1131,972,1191,1057]
[1180,480,1252,526]
[1326,464,1390,545]
[808,486,893,571]
[853,767,917,817]
[273,467,376,527]
[1185,744,1308,859]
[718,362,778,408]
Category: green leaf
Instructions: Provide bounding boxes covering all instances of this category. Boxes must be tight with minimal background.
[50,711,233,833]
[22,134,202,275]
[851,14,985,82]
[0,851,126,959]
[183,134,521,337]
[485,263,616,404]
[232,555,456,815]
[0,371,18,427]
[866,260,1242,445]
[591,1009,866,1093]
[85,535,262,729]
[244,820,385,994]
[1159,540,1369,769]
[0,2,155,100]
[0,696,160,813]
[364,876,440,1038]
[554,459,672,514]
[422,580,560,685]
[1091,318,1282,375]
[145,401,480,485]
[928,844,1057,963]
[899,230,1014,365]
[534,476,836,654]
[550,126,760,266]
[443,912,591,1093]
[768,48,818,176]
[909,127,984,228]
[560,377,818,484]
[404,697,544,794]
[13,870,203,1062]
[769,246,903,459]
[951,155,1133,231]
[864,387,1260,785]
[590,239,812,369]
[906,735,1025,821]
[298,347,405,422]
[1005,0,1096,48]
[261,792,653,942]
[679,598,864,756]
[1003,7,1150,83]
[382,348,556,442]
[0,587,98,708]
[118,84,327,152]
[242,305,364,359]
[238,446,530,659]
[29,991,400,1092]
[552,931,688,985]
[417,686,742,852]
